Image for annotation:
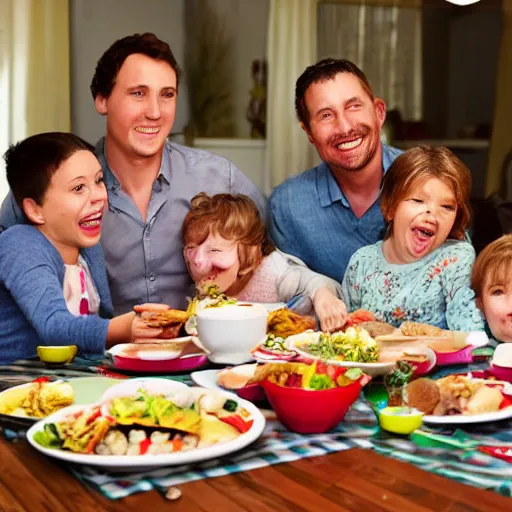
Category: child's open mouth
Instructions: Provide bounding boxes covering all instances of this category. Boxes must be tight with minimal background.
[410,226,435,255]
[79,211,103,235]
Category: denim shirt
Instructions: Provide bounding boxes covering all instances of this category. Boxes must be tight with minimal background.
[268,143,402,284]
[0,139,266,314]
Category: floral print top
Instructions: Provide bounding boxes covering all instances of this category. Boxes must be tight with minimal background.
[341,240,485,331]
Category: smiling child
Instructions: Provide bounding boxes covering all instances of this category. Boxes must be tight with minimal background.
[341,145,484,331]
[0,133,142,363]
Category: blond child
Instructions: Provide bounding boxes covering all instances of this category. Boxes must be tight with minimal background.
[182,193,347,332]
[342,145,484,331]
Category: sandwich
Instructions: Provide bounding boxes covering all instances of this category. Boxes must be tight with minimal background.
[140,309,188,338]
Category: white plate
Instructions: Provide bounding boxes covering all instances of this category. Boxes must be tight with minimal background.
[423,381,512,424]
[190,369,236,396]
[27,382,265,472]
[107,337,193,361]
[423,406,512,424]
[0,377,120,424]
[286,331,395,377]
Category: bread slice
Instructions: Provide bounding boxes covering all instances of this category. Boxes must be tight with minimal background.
[217,364,258,389]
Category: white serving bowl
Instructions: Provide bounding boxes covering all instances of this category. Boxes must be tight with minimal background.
[196,304,268,364]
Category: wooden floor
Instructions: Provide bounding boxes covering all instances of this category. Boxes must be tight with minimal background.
[0,439,510,511]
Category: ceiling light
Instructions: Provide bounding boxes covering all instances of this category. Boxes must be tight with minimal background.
[446,0,481,5]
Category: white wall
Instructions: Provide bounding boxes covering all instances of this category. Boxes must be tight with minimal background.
[194,137,267,193]
[70,0,187,145]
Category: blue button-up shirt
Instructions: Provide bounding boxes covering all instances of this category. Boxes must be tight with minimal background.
[268,144,402,284]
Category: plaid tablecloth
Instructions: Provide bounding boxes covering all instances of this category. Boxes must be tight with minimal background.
[1,358,511,500]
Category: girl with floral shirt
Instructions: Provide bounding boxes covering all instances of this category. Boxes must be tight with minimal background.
[341,146,484,331]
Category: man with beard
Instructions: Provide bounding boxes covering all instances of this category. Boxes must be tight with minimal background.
[268,58,402,283]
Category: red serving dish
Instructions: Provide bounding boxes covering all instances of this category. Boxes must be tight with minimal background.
[434,345,474,366]
[489,364,512,383]
[107,342,208,373]
[110,353,208,373]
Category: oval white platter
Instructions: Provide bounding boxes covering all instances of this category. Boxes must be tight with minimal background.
[26,379,265,472]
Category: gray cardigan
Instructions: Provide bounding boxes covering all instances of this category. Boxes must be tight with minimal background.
[0,225,114,363]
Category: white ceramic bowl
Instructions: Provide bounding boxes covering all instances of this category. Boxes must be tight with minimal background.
[196,304,268,364]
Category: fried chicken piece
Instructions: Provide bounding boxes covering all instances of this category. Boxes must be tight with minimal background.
[403,378,440,414]
[140,309,188,328]
[266,309,316,339]
[400,321,444,337]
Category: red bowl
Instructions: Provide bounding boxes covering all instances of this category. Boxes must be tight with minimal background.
[261,379,362,433]
[489,364,512,383]
[235,383,266,402]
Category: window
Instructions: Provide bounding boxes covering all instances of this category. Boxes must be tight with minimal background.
[318,2,422,122]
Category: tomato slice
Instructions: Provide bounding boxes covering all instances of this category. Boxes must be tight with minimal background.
[32,376,51,385]
[139,438,152,455]
[219,414,254,433]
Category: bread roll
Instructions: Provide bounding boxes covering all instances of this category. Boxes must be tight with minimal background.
[217,364,258,389]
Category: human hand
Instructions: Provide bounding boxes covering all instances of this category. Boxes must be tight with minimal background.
[131,303,171,343]
[312,288,348,333]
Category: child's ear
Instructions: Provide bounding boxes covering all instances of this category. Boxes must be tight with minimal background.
[22,198,45,225]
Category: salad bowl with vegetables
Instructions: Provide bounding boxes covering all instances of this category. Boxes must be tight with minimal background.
[254,362,371,433]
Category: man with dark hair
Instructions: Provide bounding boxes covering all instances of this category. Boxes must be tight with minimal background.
[269,58,402,284]
[0,33,265,313]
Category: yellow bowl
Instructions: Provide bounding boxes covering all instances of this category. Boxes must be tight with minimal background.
[36,345,78,364]
[378,406,423,434]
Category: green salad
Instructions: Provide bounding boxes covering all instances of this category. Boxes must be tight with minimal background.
[303,327,379,363]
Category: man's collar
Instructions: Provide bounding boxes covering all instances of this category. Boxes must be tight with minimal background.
[95,137,171,190]
[318,162,350,208]
[319,142,397,208]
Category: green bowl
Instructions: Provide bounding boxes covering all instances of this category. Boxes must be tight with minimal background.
[37,345,78,364]
[378,406,423,435]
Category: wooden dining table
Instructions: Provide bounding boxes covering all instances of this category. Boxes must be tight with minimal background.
[0,436,509,512]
